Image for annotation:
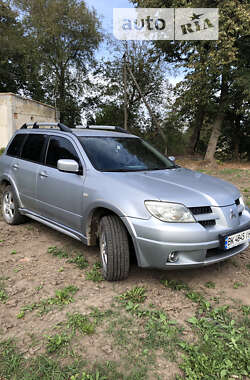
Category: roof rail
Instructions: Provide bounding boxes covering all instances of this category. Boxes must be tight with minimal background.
[76,125,129,134]
[20,122,72,133]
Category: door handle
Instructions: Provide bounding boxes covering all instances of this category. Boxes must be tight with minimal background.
[12,164,19,170]
[39,171,48,178]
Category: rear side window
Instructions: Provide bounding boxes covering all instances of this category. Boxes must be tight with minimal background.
[45,136,79,168]
[21,134,47,163]
[7,134,26,158]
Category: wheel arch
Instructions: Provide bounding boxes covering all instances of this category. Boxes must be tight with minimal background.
[85,206,138,264]
[0,175,23,208]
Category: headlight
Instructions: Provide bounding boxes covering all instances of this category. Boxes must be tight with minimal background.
[145,201,196,223]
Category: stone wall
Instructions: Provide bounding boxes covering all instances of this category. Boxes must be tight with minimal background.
[0,93,59,148]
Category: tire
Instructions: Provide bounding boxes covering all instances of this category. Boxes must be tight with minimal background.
[2,185,26,225]
[99,215,130,281]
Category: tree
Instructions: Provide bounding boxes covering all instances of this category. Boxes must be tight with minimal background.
[131,0,250,162]
[0,0,43,96]
[93,41,169,141]
[14,0,102,125]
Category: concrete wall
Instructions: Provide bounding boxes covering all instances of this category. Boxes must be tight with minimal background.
[0,93,59,148]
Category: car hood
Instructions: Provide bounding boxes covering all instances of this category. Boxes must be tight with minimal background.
[106,168,240,207]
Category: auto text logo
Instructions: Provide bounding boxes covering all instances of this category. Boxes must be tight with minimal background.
[113,8,219,41]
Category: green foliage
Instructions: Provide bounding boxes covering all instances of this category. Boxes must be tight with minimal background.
[0,148,5,155]
[47,246,69,258]
[17,285,79,317]
[119,287,147,304]
[85,263,104,282]
[233,282,244,289]
[205,281,216,289]
[0,278,8,303]
[46,333,70,354]
[178,307,250,380]
[67,313,95,335]
[48,247,89,269]
[161,279,189,291]
[67,255,89,270]
[13,0,103,124]
[70,372,107,380]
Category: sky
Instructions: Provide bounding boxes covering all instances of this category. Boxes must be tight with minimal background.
[85,0,185,84]
[86,0,133,34]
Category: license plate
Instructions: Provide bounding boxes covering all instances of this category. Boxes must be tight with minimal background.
[224,229,250,250]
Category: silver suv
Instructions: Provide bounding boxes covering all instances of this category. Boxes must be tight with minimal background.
[0,122,249,280]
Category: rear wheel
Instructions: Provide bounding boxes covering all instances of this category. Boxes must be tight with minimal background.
[99,215,130,281]
[2,185,26,225]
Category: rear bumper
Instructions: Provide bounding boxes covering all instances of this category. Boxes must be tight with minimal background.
[122,215,250,270]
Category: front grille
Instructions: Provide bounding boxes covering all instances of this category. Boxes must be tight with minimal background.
[235,199,240,206]
[199,220,216,227]
[189,206,212,215]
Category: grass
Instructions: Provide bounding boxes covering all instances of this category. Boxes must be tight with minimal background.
[178,306,250,380]
[204,281,216,289]
[233,281,244,289]
[85,263,104,282]
[48,247,89,270]
[0,277,8,303]
[67,255,89,269]
[1,283,250,380]
[218,168,243,176]
[118,287,147,304]
[17,285,79,318]
[161,280,250,379]
[67,313,95,335]
[161,278,189,291]
[46,333,70,354]
[47,246,69,258]
[0,339,92,379]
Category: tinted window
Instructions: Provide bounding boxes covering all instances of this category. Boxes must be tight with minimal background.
[46,136,79,168]
[7,134,26,158]
[21,134,47,163]
[78,137,176,172]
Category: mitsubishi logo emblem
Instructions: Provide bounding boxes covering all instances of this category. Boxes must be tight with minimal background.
[230,209,237,219]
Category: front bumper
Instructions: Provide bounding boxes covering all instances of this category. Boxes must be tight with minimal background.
[122,212,250,270]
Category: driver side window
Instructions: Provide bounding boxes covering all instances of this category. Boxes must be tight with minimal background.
[45,136,80,168]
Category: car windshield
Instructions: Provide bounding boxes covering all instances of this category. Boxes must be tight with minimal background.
[78,136,177,172]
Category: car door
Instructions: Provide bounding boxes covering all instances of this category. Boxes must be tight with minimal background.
[36,135,84,232]
[11,133,47,212]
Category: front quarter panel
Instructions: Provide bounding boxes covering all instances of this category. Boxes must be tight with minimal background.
[82,170,152,234]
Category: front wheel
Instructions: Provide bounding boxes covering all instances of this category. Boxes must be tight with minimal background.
[2,185,26,225]
[99,215,130,281]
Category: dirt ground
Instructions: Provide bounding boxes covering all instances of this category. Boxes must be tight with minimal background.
[0,160,249,379]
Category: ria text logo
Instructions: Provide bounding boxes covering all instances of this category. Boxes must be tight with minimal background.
[113,8,219,41]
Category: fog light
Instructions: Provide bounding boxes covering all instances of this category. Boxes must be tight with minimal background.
[167,251,179,263]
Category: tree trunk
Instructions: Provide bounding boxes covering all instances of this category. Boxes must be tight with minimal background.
[204,74,228,162]
[58,66,65,123]
[123,61,128,131]
[188,107,205,154]
[125,61,168,154]
[233,114,241,161]
[204,112,225,161]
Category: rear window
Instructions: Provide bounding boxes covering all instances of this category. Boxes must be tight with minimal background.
[7,134,26,158]
[21,134,47,163]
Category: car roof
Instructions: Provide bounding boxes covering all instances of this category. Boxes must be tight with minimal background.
[16,124,138,139]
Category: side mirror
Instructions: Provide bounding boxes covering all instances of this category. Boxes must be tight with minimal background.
[168,156,176,163]
[57,159,80,174]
